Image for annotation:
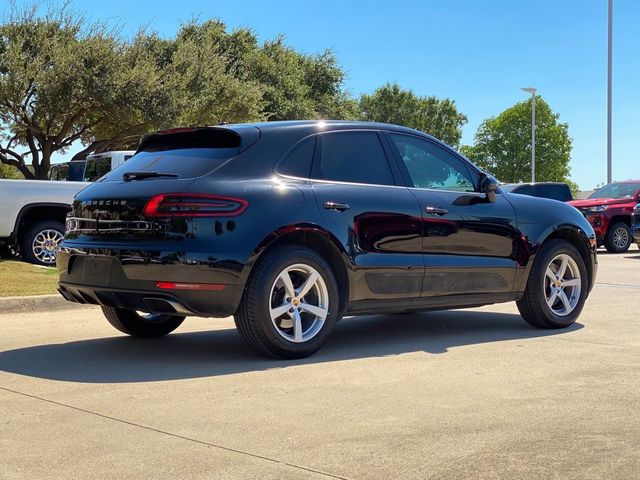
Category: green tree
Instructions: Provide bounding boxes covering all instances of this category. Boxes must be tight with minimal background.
[462,97,573,184]
[0,163,21,178]
[73,20,357,159]
[0,4,173,178]
[358,83,467,147]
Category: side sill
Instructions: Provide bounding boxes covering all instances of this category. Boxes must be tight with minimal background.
[345,292,523,316]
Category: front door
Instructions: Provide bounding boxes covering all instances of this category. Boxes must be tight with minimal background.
[383,132,519,297]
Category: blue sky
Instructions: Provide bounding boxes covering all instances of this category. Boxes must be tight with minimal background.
[17,0,640,189]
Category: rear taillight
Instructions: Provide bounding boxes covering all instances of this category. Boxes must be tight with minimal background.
[143,193,248,217]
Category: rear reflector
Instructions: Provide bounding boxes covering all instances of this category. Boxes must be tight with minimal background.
[155,281,227,291]
[143,193,248,217]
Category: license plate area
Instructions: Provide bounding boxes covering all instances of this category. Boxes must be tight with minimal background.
[70,256,115,286]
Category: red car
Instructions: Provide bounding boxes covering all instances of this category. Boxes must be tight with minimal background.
[569,180,640,252]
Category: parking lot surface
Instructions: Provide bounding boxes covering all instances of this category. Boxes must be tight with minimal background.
[1,249,639,479]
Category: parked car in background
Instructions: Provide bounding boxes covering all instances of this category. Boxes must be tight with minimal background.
[58,121,596,359]
[569,180,640,253]
[632,203,640,249]
[0,179,90,265]
[50,160,87,182]
[500,182,573,202]
[83,151,135,182]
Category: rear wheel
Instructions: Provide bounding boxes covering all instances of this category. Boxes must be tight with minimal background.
[21,220,65,266]
[234,245,339,359]
[517,239,588,329]
[101,306,185,337]
[604,222,631,253]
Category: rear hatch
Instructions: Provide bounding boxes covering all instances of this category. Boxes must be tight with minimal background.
[65,127,259,243]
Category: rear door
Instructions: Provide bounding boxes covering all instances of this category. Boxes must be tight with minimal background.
[383,132,519,297]
[310,130,424,302]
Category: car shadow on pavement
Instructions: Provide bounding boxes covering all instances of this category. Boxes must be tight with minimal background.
[0,310,583,383]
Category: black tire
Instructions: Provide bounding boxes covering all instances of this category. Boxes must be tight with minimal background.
[234,245,340,359]
[101,306,185,337]
[20,220,65,266]
[516,239,589,329]
[604,222,632,253]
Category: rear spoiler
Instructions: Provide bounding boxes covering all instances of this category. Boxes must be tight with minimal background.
[138,126,260,153]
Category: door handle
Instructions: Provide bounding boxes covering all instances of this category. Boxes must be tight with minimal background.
[324,201,350,212]
[425,206,448,216]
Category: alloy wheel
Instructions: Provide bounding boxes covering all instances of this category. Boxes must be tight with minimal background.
[269,263,329,343]
[32,229,64,265]
[544,253,582,317]
[613,226,629,249]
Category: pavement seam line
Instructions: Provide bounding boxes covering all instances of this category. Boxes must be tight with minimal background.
[595,282,640,288]
[0,386,352,480]
[545,337,640,350]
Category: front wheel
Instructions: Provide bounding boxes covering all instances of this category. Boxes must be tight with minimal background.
[517,239,589,329]
[101,306,185,337]
[604,222,631,253]
[234,245,340,359]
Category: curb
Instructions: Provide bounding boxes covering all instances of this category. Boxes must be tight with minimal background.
[0,294,96,315]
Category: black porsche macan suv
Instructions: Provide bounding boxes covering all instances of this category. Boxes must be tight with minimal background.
[58,121,597,358]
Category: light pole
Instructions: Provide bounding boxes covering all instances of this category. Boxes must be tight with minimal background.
[521,87,537,183]
[607,0,613,183]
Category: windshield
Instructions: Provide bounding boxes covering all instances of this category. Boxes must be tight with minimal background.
[589,182,640,200]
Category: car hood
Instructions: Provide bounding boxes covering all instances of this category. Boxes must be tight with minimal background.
[568,197,634,208]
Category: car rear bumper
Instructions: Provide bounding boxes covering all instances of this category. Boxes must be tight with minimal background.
[57,248,244,317]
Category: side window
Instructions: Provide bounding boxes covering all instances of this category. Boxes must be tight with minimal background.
[278,135,315,178]
[389,134,475,192]
[537,184,569,201]
[515,185,534,196]
[316,131,395,186]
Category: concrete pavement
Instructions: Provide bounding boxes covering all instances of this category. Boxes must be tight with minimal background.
[1,248,639,479]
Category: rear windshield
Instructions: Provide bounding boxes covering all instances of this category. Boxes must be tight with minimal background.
[101,148,239,182]
[100,129,242,182]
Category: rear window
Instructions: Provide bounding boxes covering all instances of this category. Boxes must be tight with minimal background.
[84,157,112,182]
[100,129,243,182]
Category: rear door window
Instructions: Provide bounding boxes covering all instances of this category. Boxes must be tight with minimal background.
[314,131,395,186]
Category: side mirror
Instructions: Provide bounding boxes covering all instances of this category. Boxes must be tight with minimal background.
[478,173,499,203]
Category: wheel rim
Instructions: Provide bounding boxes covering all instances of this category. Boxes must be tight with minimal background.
[269,263,329,343]
[613,227,629,249]
[32,229,64,264]
[544,253,581,317]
